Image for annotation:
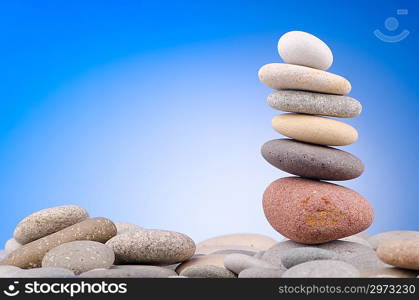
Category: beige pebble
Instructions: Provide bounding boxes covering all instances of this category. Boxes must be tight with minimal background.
[176,254,226,274]
[377,240,419,270]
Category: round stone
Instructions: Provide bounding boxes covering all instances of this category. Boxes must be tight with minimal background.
[238,267,284,278]
[282,260,360,278]
[2,217,117,268]
[180,265,236,278]
[0,265,21,278]
[280,247,340,269]
[267,90,362,118]
[272,114,358,146]
[42,241,115,274]
[81,266,177,278]
[368,231,419,250]
[4,238,22,254]
[261,139,364,180]
[114,222,144,235]
[377,240,419,270]
[223,253,276,274]
[258,63,351,95]
[14,205,89,244]
[11,267,75,278]
[106,229,195,265]
[278,31,333,70]
[263,177,374,244]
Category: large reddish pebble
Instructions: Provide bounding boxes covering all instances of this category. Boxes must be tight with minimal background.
[263,177,373,244]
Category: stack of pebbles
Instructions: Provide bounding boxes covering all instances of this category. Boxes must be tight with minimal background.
[258,31,374,244]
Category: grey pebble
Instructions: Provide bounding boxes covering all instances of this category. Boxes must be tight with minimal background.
[11,267,75,278]
[282,260,360,278]
[280,247,340,269]
[180,265,236,278]
[238,267,284,278]
[81,266,177,278]
[224,253,277,274]
[0,265,21,278]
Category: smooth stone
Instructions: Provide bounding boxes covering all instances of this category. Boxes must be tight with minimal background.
[211,249,257,256]
[1,218,116,268]
[368,231,419,250]
[42,241,115,275]
[261,139,364,180]
[268,90,361,118]
[176,254,226,274]
[5,238,22,254]
[180,265,236,278]
[340,235,372,248]
[11,267,75,278]
[106,229,195,265]
[278,31,333,70]
[14,205,89,244]
[377,240,419,270]
[282,260,360,278]
[272,114,358,146]
[224,253,276,274]
[114,222,144,235]
[280,247,340,269]
[238,267,284,278]
[253,251,265,259]
[81,266,177,278]
[0,265,21,278]
[263,177,374,244]
[258,63,351,95]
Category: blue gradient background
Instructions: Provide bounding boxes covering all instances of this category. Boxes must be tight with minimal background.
[1,0,418,245]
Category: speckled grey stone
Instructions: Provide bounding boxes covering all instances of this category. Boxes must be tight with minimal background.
[261,139,364,181]
[114,222,144,235]
[1,218,117,268]
[14,205,89,244]
[280,247,340,269]
[0,265,21,278]
[282,260,360,278]
[211,249,257,256]
[368,231,419,250]
[5,238,22,254]
[81,266,177,278]
[268,90,361,118]
[11,267,75,278]
[42,241,115,275]
[106,229,195,265]
[224,253,277,274]
[238,267,284,278]
[180,265,236,278]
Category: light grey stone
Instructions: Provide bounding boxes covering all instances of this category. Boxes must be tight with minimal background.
[282,260,360,278]
[280,247,340,269]
[81,266,177,278]
[180,265,236,278]
[239,267,284,278]
[224,253,276,274]
[11,267,75,278]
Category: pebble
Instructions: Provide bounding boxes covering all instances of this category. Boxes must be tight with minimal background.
[11,267,75,278]
[211,249,257,256]
[261,139,364,180]
[180,265,236,278]
[42,241,115,275]
[196,234,276,254]
[238,267,284,278]
[258,63,351,95]
[224,253,276,274]
[197,245,258,255]
[278,31,333,70]
[176,254,226,274]
[4,238,22,254]
[1,217,117,268]
[377,240,419,270]
[263,177,374,244]
[282,260,360,278]
[106,229,195,265]
[0,265,21,278]
[339,235,372,248]
[280,247,340,269]
[272,113,358,146]
[13,205,89,244]
[368,231,419,250]
[80,266,177,278]
[114,222,144,235]
[267,90,361,118]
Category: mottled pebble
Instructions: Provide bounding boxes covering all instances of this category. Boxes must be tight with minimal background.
[377,240,419,270]
[180,265,236,278]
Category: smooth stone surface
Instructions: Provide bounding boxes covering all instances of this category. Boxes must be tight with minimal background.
[1,218,117,268]
[224,253,276,274]
[5,238,22,254]
[239,267,284,278]
[42,241,115,275]
[268,90,361,118]
[340,235,372,248]
[180,265,236,278]
[278,31,333,70]
[272,114,358,146]
[114,222,144,235]
[14,205,89,244]
[0,265,21,278]
[11,267,75,278]
[280,247,340,269]
[211,249,257,256]
[368,231,419,250]
[81,266,177,278]
[176,254,226,274]
[377,240,419,270]
[253,251,265,259]
[261,139,364,180]
[258,63,351,95]
[106,229,195,265]
[282,260,360,278]
[263,177,374,244]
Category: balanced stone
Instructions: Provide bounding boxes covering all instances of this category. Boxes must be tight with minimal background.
[261,139,364,181]
[14,205,89,244]
[81,266,177,278]
[223,253,276,274]
[238,267,284,278]
[10,267,75,278]
[263,177,373,244]
[282,260,360,278]
[196,234,276,254]
[368,231,419,250]
[278,31,333,70]
[180,265,236,278]
[1,217,117,268]
[106,229,195,265]
[272,113,358,146]
[267,90,362,118]
[42,241,115,274]
[377,240,419,270]
[4,238,22,254]
[280,247,340,269]
[258,63,351,95]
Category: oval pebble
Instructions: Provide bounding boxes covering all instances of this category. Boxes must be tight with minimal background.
[180,265,236,278]
[282,260,360,278]
[258,63,351,95]
[11,267,75,278]
[261,139,364,180]
[377,240,419,270]
[280,247,340,269]
[238,267,284,278]
[278,31,333,70]
[5,238,22,254]
[368,231,419,250]
[81,266,177,278]
[224,253,276,274]
[272,114,358,146]
[14,205,89,244]
[196,234,276,254]
[263,177,374,244]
